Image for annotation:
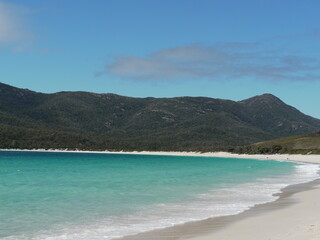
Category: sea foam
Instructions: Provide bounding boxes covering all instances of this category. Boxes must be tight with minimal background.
[4,163,318,240]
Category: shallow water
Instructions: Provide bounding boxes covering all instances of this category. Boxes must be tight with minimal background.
[0,151,318,240]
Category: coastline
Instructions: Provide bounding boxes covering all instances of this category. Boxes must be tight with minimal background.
[1,148,320,164]
[190,179,320,240]
[1,149,319,239]
[117,179,320,240]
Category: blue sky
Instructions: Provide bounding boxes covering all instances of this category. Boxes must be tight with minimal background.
[1,0,320,118]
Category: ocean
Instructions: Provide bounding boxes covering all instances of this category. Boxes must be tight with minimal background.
[0,151,318,240]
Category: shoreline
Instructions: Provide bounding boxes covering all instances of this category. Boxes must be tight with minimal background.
[117,179,320,240]
[191,179,320,240]
[1,148,320,164]
[1,149,320,239]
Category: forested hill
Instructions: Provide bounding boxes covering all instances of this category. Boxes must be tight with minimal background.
[1,82,320,151]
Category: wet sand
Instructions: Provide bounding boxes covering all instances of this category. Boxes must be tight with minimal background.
[117,179,320,240]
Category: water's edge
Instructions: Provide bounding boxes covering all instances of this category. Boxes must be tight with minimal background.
[117,177,320,240]
[1,151,318,240]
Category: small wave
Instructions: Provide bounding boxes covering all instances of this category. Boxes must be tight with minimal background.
[4,163,319,240]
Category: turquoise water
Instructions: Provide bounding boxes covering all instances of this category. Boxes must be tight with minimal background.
[0,151,318,240]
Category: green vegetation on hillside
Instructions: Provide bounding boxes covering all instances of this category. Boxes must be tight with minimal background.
[1,82,320,152]
[231,133,320,154]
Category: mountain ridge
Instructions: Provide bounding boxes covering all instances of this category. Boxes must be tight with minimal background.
[1,82,319,151]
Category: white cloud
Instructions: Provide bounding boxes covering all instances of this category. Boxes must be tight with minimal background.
[0,1,31,45]
[101,44,320,82]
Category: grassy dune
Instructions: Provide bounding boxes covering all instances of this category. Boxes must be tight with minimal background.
[250,133,320,154]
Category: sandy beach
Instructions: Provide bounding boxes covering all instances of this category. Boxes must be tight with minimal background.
[2,149,320,164]
[102,151,320,164]
[1,149,320,239]
[190,181,320,240]
[116,179,320,240]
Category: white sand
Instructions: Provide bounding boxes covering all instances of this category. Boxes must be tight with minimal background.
[190,184,320,240]
[2,149,320,164]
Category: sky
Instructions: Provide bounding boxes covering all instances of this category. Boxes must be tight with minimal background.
[1,0,320,118]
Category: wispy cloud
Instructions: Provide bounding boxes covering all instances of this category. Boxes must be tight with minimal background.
[100,43,320,82]
[0,1,32,47]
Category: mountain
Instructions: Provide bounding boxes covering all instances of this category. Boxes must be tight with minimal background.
[1,82,320,151]
[239,94,320,137]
